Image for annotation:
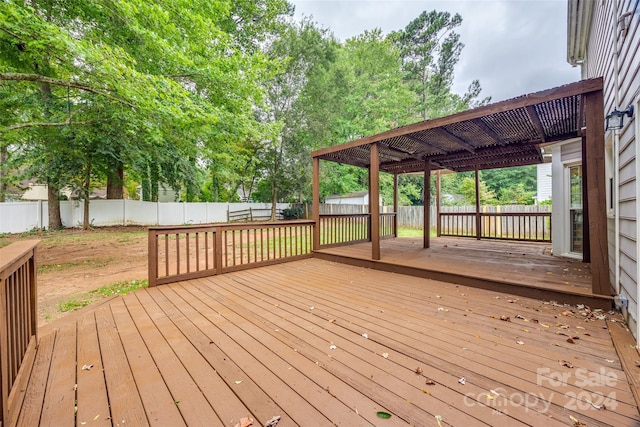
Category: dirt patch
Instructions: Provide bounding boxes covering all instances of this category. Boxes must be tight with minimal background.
[1,226,148,325]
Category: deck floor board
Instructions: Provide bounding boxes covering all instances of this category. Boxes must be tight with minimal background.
[76,313,111,426]
[203,272,530,426]
[232,264,636,425]
[316,237,596,297]
[15,257,639,426]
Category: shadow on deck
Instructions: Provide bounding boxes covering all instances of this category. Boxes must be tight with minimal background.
[14,259,640,426]
[315,237,613,309]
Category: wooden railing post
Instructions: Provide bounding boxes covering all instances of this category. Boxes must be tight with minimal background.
[1,257,8,425]
[215,229,223,274]
[0,241,39,427]
[148,229,158,287]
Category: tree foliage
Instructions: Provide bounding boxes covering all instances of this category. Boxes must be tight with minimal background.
[389,10,490,120]
[1,0,289,227]
[1,3,539,225]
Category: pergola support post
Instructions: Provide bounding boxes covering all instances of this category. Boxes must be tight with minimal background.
[436,171,441,237]
[370,143,380,260]
[312,157,320,251]
[424,160,431,248]
[475,168,481,240]
[584,90,610,295]
[393,173,398,237]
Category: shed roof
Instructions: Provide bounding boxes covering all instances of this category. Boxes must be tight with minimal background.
[311,78,603,173]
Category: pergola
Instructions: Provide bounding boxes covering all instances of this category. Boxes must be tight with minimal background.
[311,78,610,295]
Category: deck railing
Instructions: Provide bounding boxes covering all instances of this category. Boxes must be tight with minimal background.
[319,213,397,248]
[0,241,38,427]
[319,213,370,247]
[380,212,397,239]
[148,220,315,286]
[439,212,552,242]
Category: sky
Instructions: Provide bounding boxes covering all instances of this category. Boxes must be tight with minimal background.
[289,0,581,103]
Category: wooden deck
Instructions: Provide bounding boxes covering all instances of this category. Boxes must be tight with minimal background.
[315,237,613,308]
[14,258,639,426]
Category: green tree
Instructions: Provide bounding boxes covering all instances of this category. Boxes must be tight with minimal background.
[298,29,416,201]
[1,0,287,228]
[389,10,490,120]
[257,18,337,213]
[458,176,497,205]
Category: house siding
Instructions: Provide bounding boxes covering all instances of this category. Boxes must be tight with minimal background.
[536,163,552,202]
[580,0,640,336]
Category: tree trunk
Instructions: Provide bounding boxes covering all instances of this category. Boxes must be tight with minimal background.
[106,165,124,199]
[47,179,63,230]
[83,164,91,230]
[0,144,7,202]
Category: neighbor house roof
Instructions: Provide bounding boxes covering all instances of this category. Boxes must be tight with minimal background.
[326,191,369,199]
[311,78,603,174]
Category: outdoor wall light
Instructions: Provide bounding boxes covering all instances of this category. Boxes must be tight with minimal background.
[605,105,634,130]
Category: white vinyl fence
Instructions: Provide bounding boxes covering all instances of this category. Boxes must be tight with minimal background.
[1,200,550,235]
[0,200,291,234]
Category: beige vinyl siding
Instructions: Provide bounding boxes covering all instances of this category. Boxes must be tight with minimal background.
[583,0,639,335]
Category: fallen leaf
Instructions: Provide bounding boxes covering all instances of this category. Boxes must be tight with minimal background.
[499,315,511,322]
[235,380,243,384]
[329,345,337,350]
[362,333,368,339]
[516,340,525,345]
[234,417,254,427]
[559,360,574,368]
[435,415,444,427]
[328,318,336,323]
[93,414,100,420]
[309,306,314,310]
[265,415,281,427]
[458,377,466,385]
[425,379,436,385]
[421,389,431,395]
[569,415,586,426]
[382,352,389,359]
[415,367,423,375]
[540,323,550,328]
[566,338,576,344]
[82,364,93,371]
[515,314,526,320]
[376,411,392,419]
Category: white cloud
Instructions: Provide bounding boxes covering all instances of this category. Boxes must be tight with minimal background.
[290,0,581,102]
